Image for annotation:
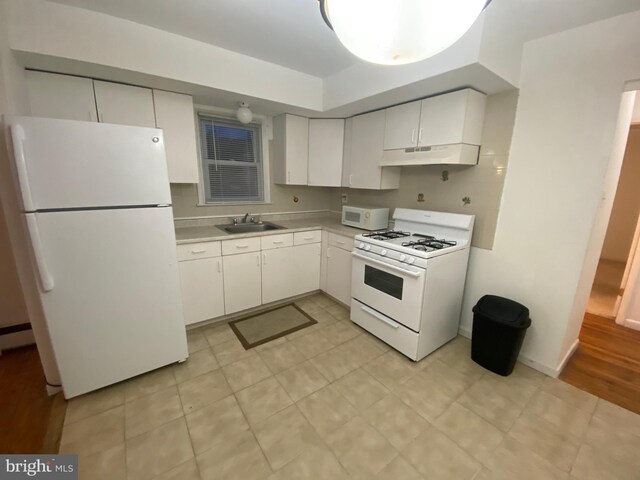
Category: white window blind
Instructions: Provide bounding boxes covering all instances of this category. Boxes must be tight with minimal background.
[198,115,264,203]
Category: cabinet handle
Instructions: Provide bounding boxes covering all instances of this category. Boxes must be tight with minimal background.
[411,129,416,143]
[191,249,206,254]
[217,260,221,273]
[258,254,262,266]
[287,171,291,182]
[349,174,353,186]
[303,236,313,241]
[273,240,284,245]
[336,240,345,245]
[326,247,331,258]
[235,244,249,249]
[418,128,423,143]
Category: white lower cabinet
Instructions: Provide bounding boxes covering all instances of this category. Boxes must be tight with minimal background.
[177,229,344,321]
[293,243,321,296]
[262,247,296,304]
[326,233,353,305]
[223,252,262,315]
[178,257,224,326]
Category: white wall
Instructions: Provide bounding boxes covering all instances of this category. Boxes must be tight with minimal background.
[459,11,640,374]
[6,0,323,112]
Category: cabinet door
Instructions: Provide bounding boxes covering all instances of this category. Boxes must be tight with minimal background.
[292,243,321,295]
[262,247,296,304]
[223,252,262,315]
[308,119,344,187]
[94,81,156,127]
[26,71,97,122]
[383,101,421,150]
[349,110,400,190]
[272,114,308,185]
[153,90,199,183]
[418,89,486,146]
[178,258,224,325]
[326,246,352,306]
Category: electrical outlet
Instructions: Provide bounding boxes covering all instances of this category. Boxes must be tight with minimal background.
[417,193,425,202]
[341,193,348,204]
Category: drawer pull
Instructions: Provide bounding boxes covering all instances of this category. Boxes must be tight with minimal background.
[191,249,207,254]
[361,305,399,329]
[303,236,314,241]
[235,244,249,249]
[336,240,345,245]
[272,240,284,245]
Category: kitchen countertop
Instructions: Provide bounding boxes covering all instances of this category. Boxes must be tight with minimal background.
[175,218,368,244]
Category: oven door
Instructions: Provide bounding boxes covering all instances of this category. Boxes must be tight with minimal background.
[351,251,426,331]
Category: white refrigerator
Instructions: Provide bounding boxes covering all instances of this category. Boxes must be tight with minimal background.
[4,115,188,398]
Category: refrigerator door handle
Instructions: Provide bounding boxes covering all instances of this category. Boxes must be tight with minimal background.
[26,215,54,292]
[10,124,35,212]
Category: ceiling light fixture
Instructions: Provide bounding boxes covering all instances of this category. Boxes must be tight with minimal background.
[236,101,253,124]
[319,0,491,66]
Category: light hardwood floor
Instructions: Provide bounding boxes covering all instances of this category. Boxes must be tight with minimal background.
[561,313,640,415]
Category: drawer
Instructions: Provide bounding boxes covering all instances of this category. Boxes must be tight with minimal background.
[351,299,419,360]
[261,233,294,250]
[221,237,261,255]
[294,230,321,245]
[177,241,221,261]
[328,233,354,251]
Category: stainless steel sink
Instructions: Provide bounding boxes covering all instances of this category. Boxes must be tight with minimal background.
[220,222,286,234]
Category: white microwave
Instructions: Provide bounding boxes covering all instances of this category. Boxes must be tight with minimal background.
[342,206,389,231]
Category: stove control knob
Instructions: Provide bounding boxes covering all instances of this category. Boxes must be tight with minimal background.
[359,242,365,249]
[407,257,415,264]
[380,249,387,256]
[364,244,371,251]
[400,254,407,262]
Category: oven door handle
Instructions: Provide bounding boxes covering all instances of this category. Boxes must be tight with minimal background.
[351,252,421,278]
[361,305,399,329]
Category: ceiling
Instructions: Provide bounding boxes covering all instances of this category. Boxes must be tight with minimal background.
[45,0,358,77]
[46,0,640,82]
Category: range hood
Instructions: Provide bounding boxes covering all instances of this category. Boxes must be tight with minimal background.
[380,143,479,167]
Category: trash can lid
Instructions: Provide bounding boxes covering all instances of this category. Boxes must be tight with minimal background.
[473,295,531,328]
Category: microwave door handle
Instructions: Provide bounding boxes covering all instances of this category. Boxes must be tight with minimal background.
[351,252,421,278]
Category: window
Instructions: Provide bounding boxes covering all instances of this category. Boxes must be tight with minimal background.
[198,114,264,203]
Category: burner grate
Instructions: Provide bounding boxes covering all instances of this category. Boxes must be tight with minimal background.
[402,238,458,251]
[363,230,411,240]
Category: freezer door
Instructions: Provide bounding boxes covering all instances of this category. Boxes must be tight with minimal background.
[30,207,188,398]
[6,115,171,211]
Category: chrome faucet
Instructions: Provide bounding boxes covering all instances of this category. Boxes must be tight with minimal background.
[243,212,250,223]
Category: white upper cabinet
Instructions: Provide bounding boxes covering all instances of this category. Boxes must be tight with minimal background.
[308,119,344,187]
[26,71,97,122]
[383,101,422,150]
[384,89,486,150]
[344,110,400,190]
[273,114,308,185]
[153,90,199,184]
[93,81,156,127]
[419,89,486,146]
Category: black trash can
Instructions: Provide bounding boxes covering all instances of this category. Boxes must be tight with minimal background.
[471,295,531,376]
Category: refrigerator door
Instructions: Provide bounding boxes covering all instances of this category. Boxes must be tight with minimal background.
[6,116,171,211]
[28,207,187,398]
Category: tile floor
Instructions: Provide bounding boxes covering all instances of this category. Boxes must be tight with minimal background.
[59,293,640,480]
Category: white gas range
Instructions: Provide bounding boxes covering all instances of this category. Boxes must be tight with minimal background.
[350,208,474,361]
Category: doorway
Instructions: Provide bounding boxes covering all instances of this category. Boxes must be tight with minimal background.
[561,93,640,414]
[586,124,640,319]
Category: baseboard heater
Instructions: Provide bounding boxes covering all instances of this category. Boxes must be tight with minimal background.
[0,323,31,336]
